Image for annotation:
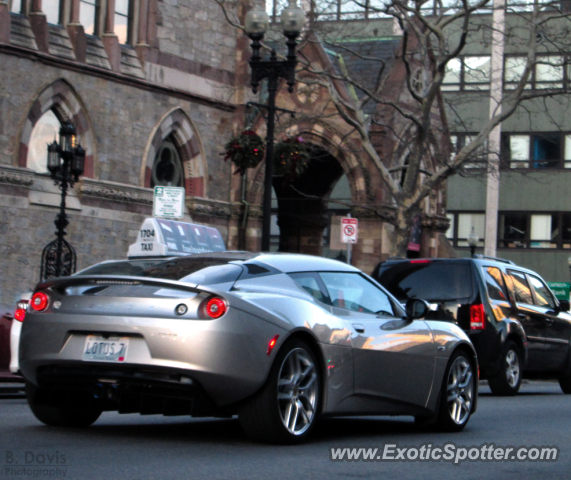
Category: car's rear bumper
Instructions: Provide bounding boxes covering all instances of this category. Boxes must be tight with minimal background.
[20,308,288,407]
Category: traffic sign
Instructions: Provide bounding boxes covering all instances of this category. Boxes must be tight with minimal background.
[341,217,358,244]
[153,186,185,219]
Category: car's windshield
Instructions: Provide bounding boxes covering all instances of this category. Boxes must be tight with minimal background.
[377,262,473,302]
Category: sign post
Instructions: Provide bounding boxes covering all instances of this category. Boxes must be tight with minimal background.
[153,186,185,219]
[340,216,358,265]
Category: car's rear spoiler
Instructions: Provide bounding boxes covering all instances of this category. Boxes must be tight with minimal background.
[34,275,202,296]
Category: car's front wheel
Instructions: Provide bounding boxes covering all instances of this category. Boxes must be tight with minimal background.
[435,350,475,432]
[239,338,321,444]
[488,340,522,396]
[26,382,102,428]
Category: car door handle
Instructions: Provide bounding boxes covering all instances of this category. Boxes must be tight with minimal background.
[517,313,527,320]
[545,318,554,323]
[352,324,365,334]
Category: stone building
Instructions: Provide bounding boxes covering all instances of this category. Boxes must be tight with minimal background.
[0,0,243,308]
[0,0,452,310]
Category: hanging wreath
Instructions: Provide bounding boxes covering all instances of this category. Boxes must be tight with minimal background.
[274,136,310,178]
[222,130,265,175]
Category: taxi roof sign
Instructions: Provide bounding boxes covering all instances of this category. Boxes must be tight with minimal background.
[127,218,226,258]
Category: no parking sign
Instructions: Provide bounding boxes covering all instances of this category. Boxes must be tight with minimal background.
[341,217,358,244]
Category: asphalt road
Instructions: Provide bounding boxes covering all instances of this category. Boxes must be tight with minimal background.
[0,381,569,480]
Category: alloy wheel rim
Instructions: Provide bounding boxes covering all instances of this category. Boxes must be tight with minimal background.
[505,349,520,387]
[446,356,474,425]
[277,348,318,436]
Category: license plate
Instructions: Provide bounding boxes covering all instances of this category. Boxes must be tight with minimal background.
[83,335,129,363]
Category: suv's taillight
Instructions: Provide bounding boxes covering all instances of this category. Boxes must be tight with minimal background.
[30,292,49,312]
[470,304,485,330]
[14,300,28,322]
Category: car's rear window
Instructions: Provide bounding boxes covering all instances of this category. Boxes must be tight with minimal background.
[79,257,247,286]
[140,258,244,285]
[78,259,167,276]
[376,262,473,302]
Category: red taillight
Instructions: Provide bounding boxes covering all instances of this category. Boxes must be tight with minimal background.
[267,335,279,356]
[30,292,49,312]
[470,304,485,330]
[410,259,431,264]
[205,297,226,319]
[14,300,28,321]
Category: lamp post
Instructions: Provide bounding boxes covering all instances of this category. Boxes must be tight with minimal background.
[40,121,85,280]
[468,227,479,258]
[245,1,305,252]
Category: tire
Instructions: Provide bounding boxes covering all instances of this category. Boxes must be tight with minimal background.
[435,350,475,432]
[488,340,522,396]
[558,353,571,394]
[239,339,321,444]
[26,382,102,428]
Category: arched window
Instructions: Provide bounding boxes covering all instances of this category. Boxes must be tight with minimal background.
[27,109,61,173]
[151,136,184,188]
[114,0,134,44]
[43,0,63,25]
[80,0,100,35]
[10,0,23,14]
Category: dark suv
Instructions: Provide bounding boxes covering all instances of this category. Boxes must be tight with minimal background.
[372,255,571,396]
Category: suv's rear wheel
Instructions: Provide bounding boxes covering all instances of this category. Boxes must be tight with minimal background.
[488,341,522,396]
[558,352,571,394]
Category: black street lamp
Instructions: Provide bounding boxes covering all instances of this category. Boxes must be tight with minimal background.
[40,121,85,280]
[245,1,305,252]
[468,227,479,258]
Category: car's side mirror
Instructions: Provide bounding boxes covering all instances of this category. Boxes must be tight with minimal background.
[405,298,429,320]
[558,299,570,313]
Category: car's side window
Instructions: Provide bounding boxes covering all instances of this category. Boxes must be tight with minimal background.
[289,272,331,305]
[528,274,557,309]
[319,272,394,316]
[508,270,534,305]
[484,267,509,301]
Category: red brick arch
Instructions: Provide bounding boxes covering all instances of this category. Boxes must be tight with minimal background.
[248,122,368,207]
[142,108,207,197]
[19,79,96,178]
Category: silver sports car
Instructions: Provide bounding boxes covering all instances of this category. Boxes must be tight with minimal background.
[20,252,477,443]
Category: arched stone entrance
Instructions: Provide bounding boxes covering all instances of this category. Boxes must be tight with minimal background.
[273,144,345,255]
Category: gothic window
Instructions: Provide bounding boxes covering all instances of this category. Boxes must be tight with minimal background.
[114,0,134,44]
[43,0,63,25]
[27,109,62,174]
[80,0,100,35]
[151,137,184,188]
[10,0,22,14]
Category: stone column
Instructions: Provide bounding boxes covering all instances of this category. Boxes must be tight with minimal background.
[102,0,121,71]
[0,1,10,44]
[135,0,149,64]
[29,0,49,52]
[67,0,86,62]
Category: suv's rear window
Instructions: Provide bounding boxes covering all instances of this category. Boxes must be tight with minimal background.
[376,262,473,302]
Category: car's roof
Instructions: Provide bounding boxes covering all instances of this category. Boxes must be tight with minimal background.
[76,252,359,277]
[378,256,541,276]
[250,253,359,274]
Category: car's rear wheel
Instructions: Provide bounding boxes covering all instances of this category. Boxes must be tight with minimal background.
[26,382,102,428]
[488,340,522,396]
[239,338,321,444]
[435,350,475,432]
